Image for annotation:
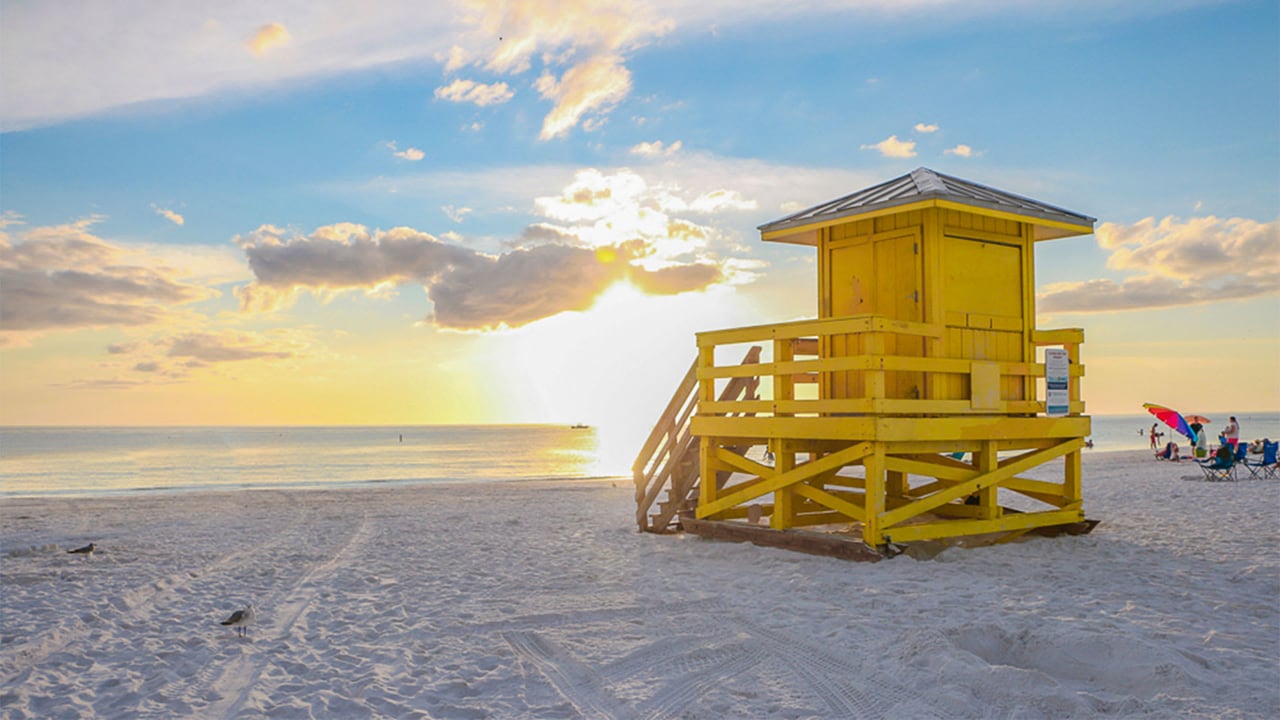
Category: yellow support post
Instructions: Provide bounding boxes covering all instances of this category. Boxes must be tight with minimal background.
[1065,448,1082,506]
[976,441,1000,520]
[862,445,886,546]
[887,468,908,504]
[698,436,716,517]
[772,441,795,529]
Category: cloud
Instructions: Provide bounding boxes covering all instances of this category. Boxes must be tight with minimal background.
[443,44,468,73]
[686,190,757,214]
[331,151,883,257]
[97,329,301,382]
[0,1,1217,132]
[914,123,939,133]
[427,243,625,329]
[234,165,756,329]
[433,78,514,106]
[233,223,625,330]
[630,139,682,157]
[442,205,473,223]
[629,263,722,295]
[385,141,425,161]
[152,204,185,225]
[1038,215,1279,313]
[167,331,293,362]
[860,134,916,158]
[0,217,215,338]
[534,168,644,223]
[246,22,291,56]
[534,54,631,139]
[944,144,976,157]
[234,221,727,331]
[448,0,674,140]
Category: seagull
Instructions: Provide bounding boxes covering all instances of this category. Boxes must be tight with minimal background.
[67,543,95,557]
[220,604,256,637]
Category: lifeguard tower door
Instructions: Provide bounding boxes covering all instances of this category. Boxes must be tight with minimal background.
[824,228,924,400]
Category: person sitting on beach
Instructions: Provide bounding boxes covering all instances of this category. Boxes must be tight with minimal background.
[1209,443,1232,466]
[1155,442,1180,461]
[1199,442,1235,473]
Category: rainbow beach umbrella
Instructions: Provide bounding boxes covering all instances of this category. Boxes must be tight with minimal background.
[1143,403,1198,443]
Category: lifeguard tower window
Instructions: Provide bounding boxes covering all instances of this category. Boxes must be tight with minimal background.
[943,236,1022,324]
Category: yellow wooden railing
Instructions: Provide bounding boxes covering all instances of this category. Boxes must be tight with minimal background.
[695,314,1084,418]
[633,346,762,532]
[633,358,699,532]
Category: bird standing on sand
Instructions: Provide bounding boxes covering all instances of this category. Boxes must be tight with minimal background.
[220,604,257,637]
[67,543,95,557]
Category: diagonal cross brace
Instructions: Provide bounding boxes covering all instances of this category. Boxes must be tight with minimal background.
[791,483,866,522]
[698,442,871,518]
[880,438,1083,529]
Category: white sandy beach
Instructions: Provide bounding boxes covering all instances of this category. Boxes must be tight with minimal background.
[2,450,1277,719]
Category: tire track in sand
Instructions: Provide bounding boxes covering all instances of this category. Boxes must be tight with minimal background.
[503,630,638,720]
[195,509,374,719]
[0,505,318,683]
[735,616,931,718]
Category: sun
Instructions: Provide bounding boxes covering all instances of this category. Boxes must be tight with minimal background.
[468,281,752,475]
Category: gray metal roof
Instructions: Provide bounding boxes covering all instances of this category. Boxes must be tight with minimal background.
[759,167,1095,240]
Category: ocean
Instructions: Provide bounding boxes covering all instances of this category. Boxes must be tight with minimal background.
[1088,412,1280,453]
[0,425,618,498]
[2,413,1277,498]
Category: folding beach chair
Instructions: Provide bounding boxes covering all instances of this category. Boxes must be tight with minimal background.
[1243,441,1278,480]
[1197,450,1236,482]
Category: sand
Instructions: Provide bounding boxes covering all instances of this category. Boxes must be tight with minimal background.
[2,450,1278,719]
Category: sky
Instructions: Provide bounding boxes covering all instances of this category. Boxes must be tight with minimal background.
[1,0,1277,461]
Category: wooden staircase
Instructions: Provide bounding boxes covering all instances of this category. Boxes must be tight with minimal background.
[633,346,762,533]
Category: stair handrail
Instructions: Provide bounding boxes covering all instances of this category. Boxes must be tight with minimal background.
[634,346,763,531]
[633,358,699,529]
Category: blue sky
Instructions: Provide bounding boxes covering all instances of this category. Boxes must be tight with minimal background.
[1,0,1276,441]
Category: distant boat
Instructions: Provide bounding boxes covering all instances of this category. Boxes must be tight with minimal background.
[570,423,590,429]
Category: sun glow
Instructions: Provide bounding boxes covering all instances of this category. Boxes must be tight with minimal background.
[470,282,752,475]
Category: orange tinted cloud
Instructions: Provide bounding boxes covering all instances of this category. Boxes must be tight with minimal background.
[152,205,185,225]
[246,22,291,56]
[452,0,673,139]
[535,54,631,139]
[630,139,682,157]
[1039,215,1279,313]
[860,134,916,158]
[433,78,514,106]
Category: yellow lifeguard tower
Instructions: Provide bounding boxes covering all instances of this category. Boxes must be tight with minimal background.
[634,167,1096,558]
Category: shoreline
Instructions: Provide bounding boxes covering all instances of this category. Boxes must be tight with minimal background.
[0,473,629,503]
[3,451,1276,718]
[1,447,1168,502]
